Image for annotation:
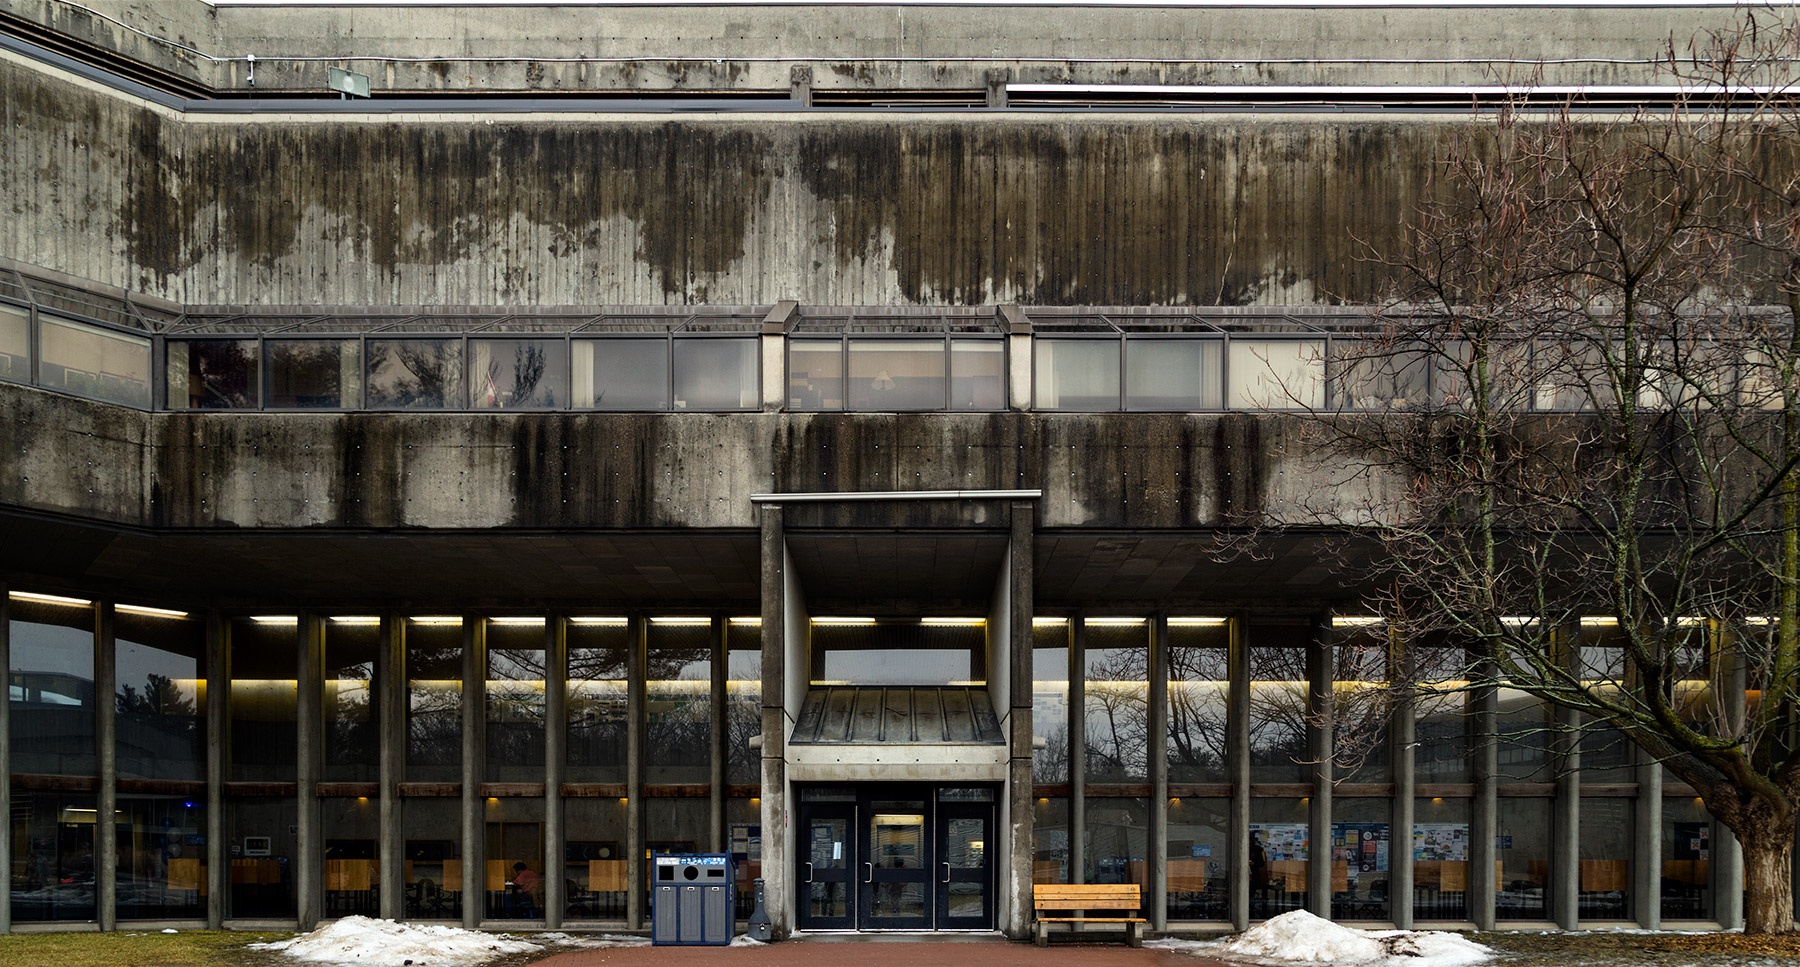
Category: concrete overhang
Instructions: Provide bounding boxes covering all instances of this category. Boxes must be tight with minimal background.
[786,744,1008,784]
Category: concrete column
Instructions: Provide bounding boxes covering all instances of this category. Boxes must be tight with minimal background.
[1307,615,1332,917]
[462,617,486,928]
[1470,664,1499,930]
[0,582,10,934]
[1228,613,1251,930]
[1714,624,1747,928]
[710,615,726,854]
[1552,629,1581,929]
[1149,612,1169,931]
[544,614,568,929]
[789,65,812,106]
[96,601,116,931]
[1390,626,1415,929]
[1635,760,1662,928]
[985,68,1010,109]
[296,612,324,929]
[626,615,645,930]
[757,505,791,937]
[1004,501,1035,939]
[1070,615,1087,884]
[378,616,404,921]
[206,613,228,927]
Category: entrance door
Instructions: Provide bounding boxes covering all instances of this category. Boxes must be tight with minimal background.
[860,795,932,929]
[799,801,856,930]
[935,800,994,929]
[798,785,997,931]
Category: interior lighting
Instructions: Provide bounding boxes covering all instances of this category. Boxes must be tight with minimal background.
[409,616,461,625]
[1032,617,1068,627]
[9,591,92,607]
[570,617,629,626]
[1744,616,1775,626]
[330,616,380,625]
[489,617,546,626]
[251,615,298,624]
[1333,616,1383,627]
[1085,617,1147,626]
[116,603,188,618]
[1499,616,1537,627]
[812,617,877,626]
[920,618,984,627]
[649,616,712,626]
[729,617,762,626]
[1169,617,1228,627]
[1579,616,1619,626]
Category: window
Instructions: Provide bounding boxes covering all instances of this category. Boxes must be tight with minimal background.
[847,338,944,411]
[1035,339,1119,411]
[672,337,756,410]
[367,338,464,408]
[471,339,568,409]
[1228,338,1323,410]
[266,339,360,408]
[38,314,150,407]
[168,340,258,409]
[576,338,668,410]
[1126,339,1222,410]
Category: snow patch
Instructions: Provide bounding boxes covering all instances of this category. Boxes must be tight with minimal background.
[248,916,627,966]
[1175,910,1491,967]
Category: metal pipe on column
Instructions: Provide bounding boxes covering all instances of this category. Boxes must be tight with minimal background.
[1552,627,1581,930]
[1006,500,1036,940]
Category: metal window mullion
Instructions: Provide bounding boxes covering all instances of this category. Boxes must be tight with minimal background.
[564,333,573,411]
[462,335,472,410]
[1116,335,1126,412]
[840,336,850,412]
[943,334,951,411]
[1221,333,1232,411]
[667,333,676,412]
[257,336,267,411]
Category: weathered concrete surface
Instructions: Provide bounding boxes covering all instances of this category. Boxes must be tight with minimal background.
[2,0,1756,92]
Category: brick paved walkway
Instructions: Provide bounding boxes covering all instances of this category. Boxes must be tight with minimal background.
[534,938,1227,967]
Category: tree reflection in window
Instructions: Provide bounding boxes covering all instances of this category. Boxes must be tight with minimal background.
[1168,619,1229,784]
[1249,624,1311,783]
[1084,620,1149,783]
[368,339,463,408]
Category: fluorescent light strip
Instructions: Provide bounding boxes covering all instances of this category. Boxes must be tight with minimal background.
[920,618,984,627]
[330,616,381,625]
[9,591,92,607]
[649,617,712,626]
[569,617,628,626]
[1085,617,1147,626]
[409,616,461,625]
[116,604,189,619]
[1032,617,1068,626]
[1579,616,1619,626]
[251,615,298,624]
[729,617,762,626]
[1169,617,1229,627]
[489,617,546,626]
[1333,616,1383,627]
[812,617,876,626]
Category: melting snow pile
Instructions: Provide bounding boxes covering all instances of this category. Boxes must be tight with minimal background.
[1200,911,1491,967]
[250,916,624,966]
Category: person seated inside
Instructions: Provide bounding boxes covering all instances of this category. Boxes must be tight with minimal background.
[508,862,541,918]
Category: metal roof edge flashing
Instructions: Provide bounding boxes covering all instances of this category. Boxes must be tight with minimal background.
[749,489,1043,503]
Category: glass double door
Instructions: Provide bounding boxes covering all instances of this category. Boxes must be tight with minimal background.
[800,785,994,931]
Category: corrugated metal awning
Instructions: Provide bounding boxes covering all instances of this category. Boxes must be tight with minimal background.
[790,686,1003,746]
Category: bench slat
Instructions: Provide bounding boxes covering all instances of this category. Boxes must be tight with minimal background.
[1035,917,1147,923]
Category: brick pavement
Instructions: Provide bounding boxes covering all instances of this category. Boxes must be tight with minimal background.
[534,939,1228,967]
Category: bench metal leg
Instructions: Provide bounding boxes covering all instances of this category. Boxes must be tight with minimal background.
[1035,921,1048,947]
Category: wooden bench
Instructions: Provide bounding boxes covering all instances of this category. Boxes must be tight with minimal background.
[1033,883,1146,947]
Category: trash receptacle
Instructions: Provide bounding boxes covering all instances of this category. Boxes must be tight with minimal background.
[650,853,734,945]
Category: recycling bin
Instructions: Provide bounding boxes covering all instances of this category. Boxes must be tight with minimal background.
[650,853,734,945]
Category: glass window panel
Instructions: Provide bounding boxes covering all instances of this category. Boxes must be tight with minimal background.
[729,797,762,920]
[1032,797,1069,885]
[564,798,628,922]
[367,338,464,409]
[265,339,360,408]
[230,618,297,782]
[1579,799,1632,920]
[1168,619,1229,784]
[1334,625,1390,783]
[848,338,945,411]
[1413,798,1471,921]
[1331,799,1392,921]
[789,338,842,411]
[229,796,297,918]
[672,337,756,410]
[117,796,206,921]
[1329,340,1430,410]
[325,618,381,783]
[1086,798,1149,887]
[324,798,381,919]
[575,338,668,410]
[471,339,568,409]
[1739,348,1788,410]
[1249,622,1311,783]
[484,798,547,920]
[11,793,98,922]
[1033,621,1070,783]
[407,619,463,782]
[646,799,710,902]
[1497,798,1552,919]
[647,622,712,785]
[38,314,150,407]
[403,798,462,920]
[811,621,984,686]
[568,620,630,783]
[10,597,97,776]
[1497,689,1554,782]
[1580,623,1635,782]
[726,621,762,785]
[1661,797,1714,921]
[1534,339,1606,412]
[1126,339,1222,410]
[949,339,1004,410]
[1034,339,1119,411]
[0,302,28,383]
[1415,638,1471,783]
[486,620,547,783]
[1084,619,1148,782]
[1250,798,1311,918]
[1229,338,1324,410]
[1167,797,1229,921]
[116,610,206,781]
[168,339,258,409]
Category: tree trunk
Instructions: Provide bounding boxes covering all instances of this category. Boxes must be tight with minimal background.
[1743,830,1796,934]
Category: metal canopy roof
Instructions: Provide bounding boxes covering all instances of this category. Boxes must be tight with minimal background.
[790,686,1005,746]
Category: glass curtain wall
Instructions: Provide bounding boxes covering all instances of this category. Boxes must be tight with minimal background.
[324,617,380,782]
[1250,797,1311,918]
[117,797,206,920]
[1166,797,1229,921]
[1032,620,1071,785]
[1496,798,1553,920]
[567,619,630,783]
[1087,798,1149,888]
[564,798,628,921]
[1084,619,1148,783]
[1579,799,1633,919]
[1168,618,1229,784]
[486,619,547,783]
[484,798,547,919]
[1249,622,1311,784]
[228,797,297,918]
[403,799,462,920]
[12,794,99,923]
[324,798,380,918]
[115,609,206,781]
[1332,621,1390,783]
[1414,636,1471,782]
[1331,798,1392,920]
[1413,797,1472,921]
[406,618,463,783]
[230,618,297,782]
[646,620,711,785]
[1661,797,1714,920]
[725,620,762,785]
[10,596,97,776]
[1032,797,1070,885]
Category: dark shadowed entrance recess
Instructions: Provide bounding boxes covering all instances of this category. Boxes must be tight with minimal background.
[798,784,997,931]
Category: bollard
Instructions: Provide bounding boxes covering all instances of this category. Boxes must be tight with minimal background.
[748,877,772,942]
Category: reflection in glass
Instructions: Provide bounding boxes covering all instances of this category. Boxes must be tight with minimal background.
[1579,799,1632,920]
[1330,798,1391,920]
[404,798,462,920]
[266,339,360,408]
[1032,622,1070,782]
[1496,686,1554,782]
[1333,625,1390,783]
[811,621,984,686]
[1249,623,1311,783]
[564,798,628,921]
[1035,339,1119,411]
[1087,798,1148,887]
[229,797,297,918]
[230,618,297,782]
[646,798,710,906]
[325,618,379,782]
[324,798,380,918]
[1250,798,1311,918]
[484,798,546,919]
[568,620,630,783]
[869,801,926,921]
[726,621,762,784]
[789,339,843,410]
[1580,624,1634,782]
[1169,619,1228,783]
[38,315,150,407]
[1415,639,1470,782]
[407,619,463,782]
[729,797,762,919]
[1085,620,1148,782]
[1228,338,1324,410]
[647,623,712,785]
[487,620,546,783]
[1032,797,1070,885]
[1167,797,1229,921]
[949,339,1004,409]
[118,797,206,920]
[1496,798,1552,920]
[169,339,258,409]
[471,339,567,409]
[1413,798,1471,921]
[116,611,205,781]
[1328,340,1430,410]
[10,794,98,922]
[367,339,463,408]
[672,338,756,410]
[10,598,97,776]
[1661,797,1713,920]
[848,338,944,411]
[576,338,667,409]
[1127,339,1222,410]
[0,302,27,383]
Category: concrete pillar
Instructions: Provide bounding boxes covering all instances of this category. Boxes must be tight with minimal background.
[1004,501,1035,939]
[1228,613,1251,930]
[1470,665,1499,930]
[757,505,790,937]
[206,613,227,927]
[1714,623,1747,928]
[1635,760,1662,928]
[378,616,404,921]
[710,615,726,854]
[462,617,486,928]
[296,612,324,929]
[1552,629,1581,929]
[544,614,568,929]
[626,615,645,930]
[789,65,812,106]
[1149,612,1169,931]
[96,601,116,931]
[1390,626,1415,929]
[985,68,1010,109]
[1070,615,1087,884]
[1307,615,1332,918]
[0,582,10,934]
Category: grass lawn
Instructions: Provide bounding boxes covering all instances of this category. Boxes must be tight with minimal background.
[0,930,294,967]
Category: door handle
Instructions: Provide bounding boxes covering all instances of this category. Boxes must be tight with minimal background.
[863,862,873,884]
[942,862,951,884]
[805,862,814,883]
